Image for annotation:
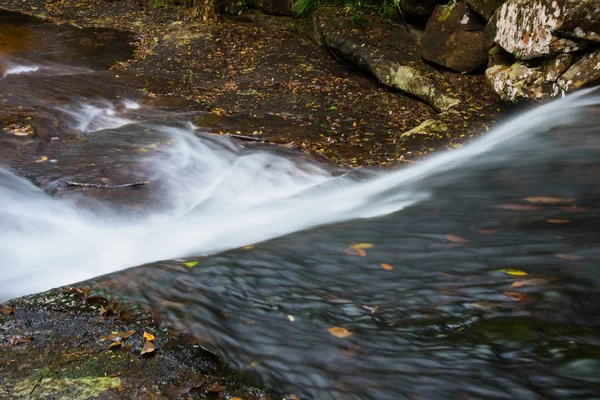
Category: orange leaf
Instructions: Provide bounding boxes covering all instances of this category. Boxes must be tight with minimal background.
[479,229,498,235]
[445,234,469,244]
[547,219,570,224]
[327,327,354,338]
[345,247,366,257]
[504,291,528,302]
[100,330,136,342]
[511,278,548,288]
[560,206,588,212]
[143,331,155,341]
[380,263,393,271]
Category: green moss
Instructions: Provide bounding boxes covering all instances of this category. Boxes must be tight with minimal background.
[438,3,455,22]
[11,377,121,399]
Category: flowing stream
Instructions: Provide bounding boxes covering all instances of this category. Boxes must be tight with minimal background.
[1,10,599,399]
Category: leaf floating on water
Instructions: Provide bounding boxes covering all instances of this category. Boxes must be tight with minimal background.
[511,278,549,288]
[345,247,366,257]
[243,245,254,250]
[445,234,469,244]
[504,291,528,302]
[141,340,155,355]
[479,229,498,235]
[547,219,570,224]
[380,263,394,271]
[247,360,261,369]
[523,197,575,205]
[327,327,354,338]
[555,253,581,261]
[470,301,498,310]
[349,243,373,249]
[496,204,540,211]
[34,156,48,163]
[99,330,136,342]
[143,331,155,341]
[183,261,198,267]
[288,315,295,322]
[497,269,528,276]
[560,206,588,212]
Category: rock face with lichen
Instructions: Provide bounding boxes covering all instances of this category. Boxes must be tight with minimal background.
[313,7,460,112]
[485,0,600,102]
[420,2,494,73]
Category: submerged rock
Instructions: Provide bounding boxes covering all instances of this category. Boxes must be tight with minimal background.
[420,1,494,73]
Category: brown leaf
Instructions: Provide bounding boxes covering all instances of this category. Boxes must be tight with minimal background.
[445,234,469,244]
[379,263,393,271]
[504,291,528,302]
[497,204,541,211]
[62,287,90,299]
[327,327,354,338]
[547,219,570,224]
[560,206,588,212]
[118,309,132,321]
[99,330,136,342]
[207,382,226,392]
[141,340,155,355]
[479,229,498,235]
[511,278,549,288]
[0,305,15,315]
[523,197,574,205]
[555,253,581,261]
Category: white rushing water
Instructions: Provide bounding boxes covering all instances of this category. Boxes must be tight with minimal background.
[0,89,597,300]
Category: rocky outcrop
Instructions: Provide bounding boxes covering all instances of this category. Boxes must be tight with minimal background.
[485,0,600,102]
[463,0,507,20]
[246,0,292,15]
[399,0,446,16]
[313,7,460,112]
[420,2,494,73]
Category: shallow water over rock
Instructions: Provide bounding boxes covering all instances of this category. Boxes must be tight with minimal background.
[1,9,599,400]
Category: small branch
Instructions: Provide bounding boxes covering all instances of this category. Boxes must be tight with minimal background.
[228,134,268,142]
[65,181,150,189]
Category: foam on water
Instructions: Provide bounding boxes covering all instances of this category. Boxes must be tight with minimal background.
[0,89,597,301]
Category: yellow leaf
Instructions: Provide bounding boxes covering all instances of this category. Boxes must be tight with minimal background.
[497,269,528,276]
[350,243,373,249]
[327,327,354,338]
[523,197,574,205]
[380,263,393,271]
[345,247,366,257]
[183,261,198,267]
[143,331,155,341]
[243,245,254,250]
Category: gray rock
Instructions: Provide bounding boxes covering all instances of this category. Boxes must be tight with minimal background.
[313,7,460,112]
[489,0,587,59]
[463,0,507,20]
[420,2,494,73]
[556,49,600,92]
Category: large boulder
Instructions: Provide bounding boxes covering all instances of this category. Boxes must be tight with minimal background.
[487,0,595,59]
[486,49,600,102]
[313,7,460,112]
[463,0,507,20]
[420,1,494,73]
[245,0,293,15]
[399,0,446,16]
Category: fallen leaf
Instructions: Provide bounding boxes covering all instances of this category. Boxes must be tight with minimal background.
[143,331,155,341]
[243,245,254,250]
[445,234,469,244]
[207,382,225,392]
[497,204,540,211]
[511,278,548,288]
[345,247,366,257]
[555,253,581,261]
[523,197,574,205]
[247,360,261,368]
[497,269,528,276]
[327,327,354,338]
[470,301,498,310]
[183,261,198,267]
[0,305,16,315]
[560,206,588,212]
[62,287,90,298]
[380,263,393,270]
[288,315,295,322]
[479,229,498,234]
[504,291,528,301]
[349,243,373,249]
[99,330,136,342]
[547,219,570,224]
[141,340,155,355]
